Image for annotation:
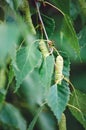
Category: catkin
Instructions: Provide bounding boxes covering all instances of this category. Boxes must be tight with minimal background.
[59,113,67,130]
[55,55,63,84]
[21,0,36,34]
[39,39,49,58]
[0,69,6,89]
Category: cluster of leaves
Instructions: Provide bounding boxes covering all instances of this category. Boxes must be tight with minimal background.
[0,0,86,130]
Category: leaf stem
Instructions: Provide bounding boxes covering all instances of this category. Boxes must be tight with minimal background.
[67,103,84,120]
[67,103,82,113]
[35,1,49,41]
[28,105,44,130]
[44,1,65,16]
[63,77,80,108]
[63,77,85,121]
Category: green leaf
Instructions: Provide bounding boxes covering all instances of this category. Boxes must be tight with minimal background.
[0,102,27,130]
[21,68,45,109]
[78,26,86,62]
[47,84,70,122]
[20,55,54,109]
[12,43,42,91]
[40,55,54,97]
[69,89,86,129]
[46,54,70,122]
[48,1,80,56]
[61,15,80,56]
[0,24,19,66]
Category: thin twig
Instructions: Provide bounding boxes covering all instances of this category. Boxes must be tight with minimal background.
[44,1,65,16]
[67,103,84,120]
[67,103,81,113]
[53,46,60,55]
[35,1,49,41]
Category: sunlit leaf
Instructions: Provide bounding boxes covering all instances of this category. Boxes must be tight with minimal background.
[20,55,54,108]
[12,43,42,91]
[21,68,45,109]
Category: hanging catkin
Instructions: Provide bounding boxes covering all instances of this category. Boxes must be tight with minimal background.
[59,113,67,130]
[55,55,63,84]
[21,0,36,34]
[39,39,49,58]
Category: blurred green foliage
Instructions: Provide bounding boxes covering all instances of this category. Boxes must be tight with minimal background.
[0,0,86,130]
